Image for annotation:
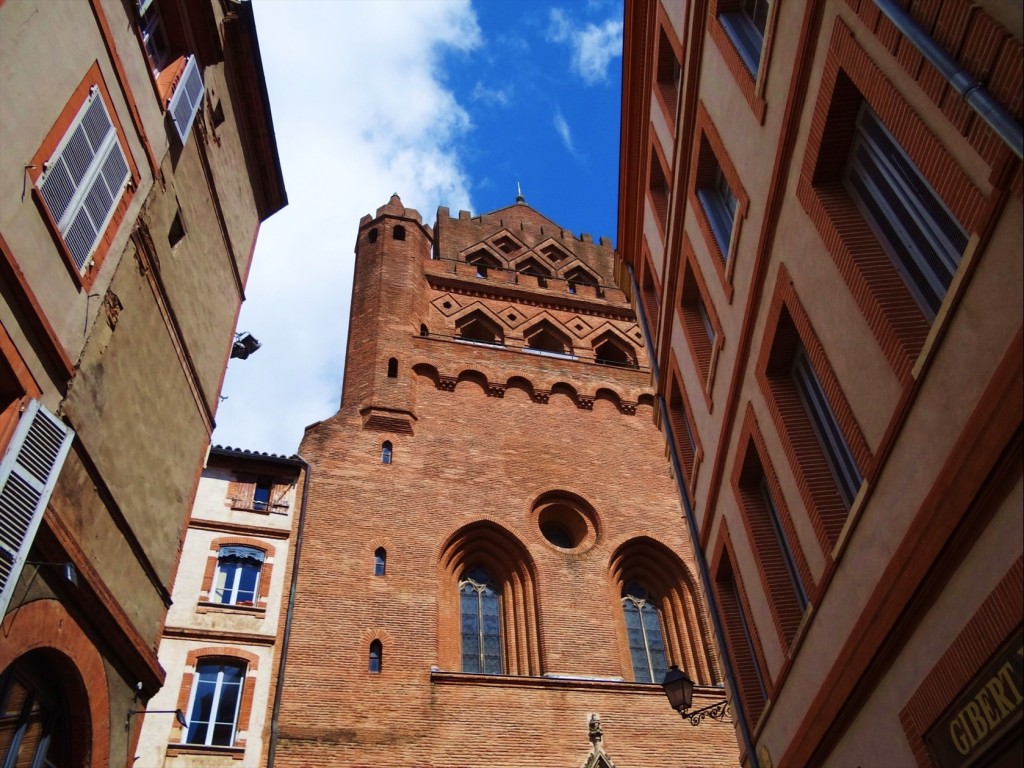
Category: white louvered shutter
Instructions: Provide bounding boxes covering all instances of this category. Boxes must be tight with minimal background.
[169,56,205,145]
[0,400,75,617]
[137,0,157,15]
[38,87,130,273]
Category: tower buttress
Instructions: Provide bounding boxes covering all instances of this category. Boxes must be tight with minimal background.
[340,194,431,433]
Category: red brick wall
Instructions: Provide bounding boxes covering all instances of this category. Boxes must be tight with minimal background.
[273,201,739,766]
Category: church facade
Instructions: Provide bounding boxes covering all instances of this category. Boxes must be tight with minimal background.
[269,195,740,766]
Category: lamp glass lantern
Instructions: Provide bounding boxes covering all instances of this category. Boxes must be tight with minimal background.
[661,665,695,713]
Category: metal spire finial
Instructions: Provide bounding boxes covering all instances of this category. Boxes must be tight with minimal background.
[516,181,525,204]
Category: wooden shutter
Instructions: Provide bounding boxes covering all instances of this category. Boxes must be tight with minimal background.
[38,88,130,272]
[227,474,256,510]
[169,55,205,145]
[0,400,74,617]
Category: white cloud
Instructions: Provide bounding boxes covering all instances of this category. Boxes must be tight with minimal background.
[546,7,623,85]
[472,82,511,107]
[553,110,576,155]
[212,0,480,455]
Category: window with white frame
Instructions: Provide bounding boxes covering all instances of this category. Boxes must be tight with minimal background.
[213,546,264,606]
[697,164,738,260]
[844,104,968,321]
[37,88,131,274]
[790,347,862,508]
[183,661,245,747]
[719,0,770,75]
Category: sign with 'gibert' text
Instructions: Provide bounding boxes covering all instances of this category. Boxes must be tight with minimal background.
[925,629,1023,767]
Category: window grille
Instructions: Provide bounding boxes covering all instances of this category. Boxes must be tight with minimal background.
[845,104,967,320]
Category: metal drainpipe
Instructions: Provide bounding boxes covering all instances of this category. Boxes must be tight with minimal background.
[266,454,311,768]
[626,262,760,768]
[873,0,1023,160]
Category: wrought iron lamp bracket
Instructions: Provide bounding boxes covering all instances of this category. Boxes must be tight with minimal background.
[680,699,730,726]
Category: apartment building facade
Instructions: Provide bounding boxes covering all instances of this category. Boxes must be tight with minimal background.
[618,0,1022,766]
[0,1,285,765]
[133,446,305,766]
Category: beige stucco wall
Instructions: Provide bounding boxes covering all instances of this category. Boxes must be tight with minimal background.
[135,456,298,767]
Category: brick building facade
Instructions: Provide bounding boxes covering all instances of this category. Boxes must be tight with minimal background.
[618,1,1022,766]
[0,1,284,765]
[269,195,741,766]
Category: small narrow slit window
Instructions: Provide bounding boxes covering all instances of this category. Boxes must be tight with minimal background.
[387,358,398,378]
[374,547,386,576]
[168,208,186,248]
[381,441,393,465]
[369,640,382,673]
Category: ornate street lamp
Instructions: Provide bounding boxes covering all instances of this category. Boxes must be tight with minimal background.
[661,665,730,726]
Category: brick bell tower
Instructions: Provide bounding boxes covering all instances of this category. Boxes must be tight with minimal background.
[275,196,740,767]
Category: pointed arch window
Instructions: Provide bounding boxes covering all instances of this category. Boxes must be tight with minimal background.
[460,566,503,674]
[381,441,393,464]
[622,582,669,683]
[369,640,383,673]
[374,547,387,576]
[213,546,264,606]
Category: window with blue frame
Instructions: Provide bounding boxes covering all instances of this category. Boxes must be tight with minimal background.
[183,661,245,747]
[213,546,264,606]
[719,0,770,75]
[460,566,503,674]
[622,582,669,683]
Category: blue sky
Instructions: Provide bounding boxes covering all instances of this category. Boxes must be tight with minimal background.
[212,0,623,455]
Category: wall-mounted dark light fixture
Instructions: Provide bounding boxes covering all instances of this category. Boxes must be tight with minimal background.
[26,561,77,587]
[126,708,188,730]
[661,665,730,726]
[231,332,261,360]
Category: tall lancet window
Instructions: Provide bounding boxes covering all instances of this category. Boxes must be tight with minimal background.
[460,566,502,674]
[622,582,668,683]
